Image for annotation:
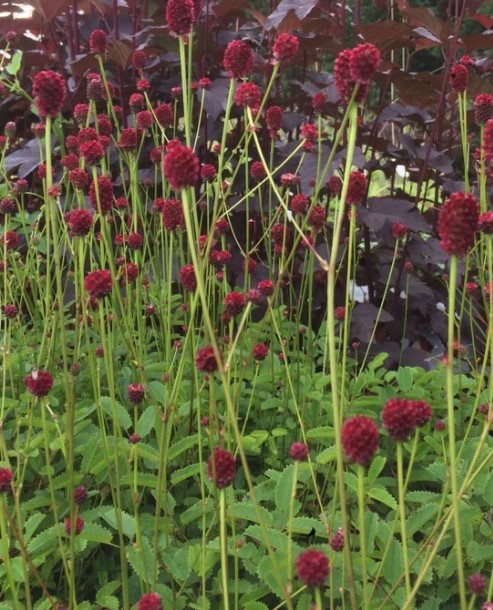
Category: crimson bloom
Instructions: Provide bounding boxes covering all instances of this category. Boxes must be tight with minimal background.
[166,0,195,35]
[84,270,112,298]
[24,369,54,397]
[137,593,163,610]
[342,415,379,466]
[0,468,13,493]
[196,345,220,372]
[381,398,417,442]
[296,549,330,587]
[437,192,479,257]
[163,140,199,190]
[272,33,299,61]
[223,40,253,79]
[89,29,107,54]
[67,209,93,236]
[33,70,67,118]
[207,447,236,488]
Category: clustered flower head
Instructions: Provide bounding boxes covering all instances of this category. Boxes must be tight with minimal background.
[479,211,493,234]
[289,442,309,461]
[24,369,54,397]
[450,62,469,93]
[346,171,367,205]
[223,39,254,79]
[252,343,269,361]
[207,447,236,488]
[475,93,493,124]
[155,103,174,127]
[272,33,299,62]
[265,105,283,137]
[33,70,67,118]
[166,0,196,35]
[0,468,13,493]
[296,549,330,587]
[437,192,479,257]
[128,383,145,405]
[137,593,163,610]
[223,291,245,316]
[67,209,93,237]
[341,415,379,466]
[234,82,262,111]
[89,29,107,54]
[163,140,199,190]
[161,198,185,231]
[195,345,220,372]
[179,264,197,291]
[84,269,112,298]
[381,398,417,441]
[468,573,487,595]
[65,517,84,535]
[334,43,380,103]
[329,527,344,552]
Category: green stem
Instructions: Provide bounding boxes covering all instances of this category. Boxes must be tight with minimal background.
[219,489,230,610]
[357,466,369,610]
[397,442,412,601]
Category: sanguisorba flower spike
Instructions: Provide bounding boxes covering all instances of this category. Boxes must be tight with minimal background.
[437,192,479,257]
[165,0,195,36]
[33,70,67,119]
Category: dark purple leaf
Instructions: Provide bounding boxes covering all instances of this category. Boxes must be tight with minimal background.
[358,198,431,234]
[5,140,41,179]
[202,79,231,120]
[264,0,318,30]
[351,302,393,343]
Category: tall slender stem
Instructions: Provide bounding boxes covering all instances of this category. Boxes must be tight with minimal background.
[397,442,411,601]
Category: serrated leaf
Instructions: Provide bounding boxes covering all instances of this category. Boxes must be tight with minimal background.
[137,442,159,463]
[406,491,442,503]
[368,486,397,509]
[257,552,289,599]
[80,522,113,544]
[102,509,136,539]
[306,426,334,440]
[180,498,214,525]
[6,50,22,75]
[466,540,493,562]
[244,603,269,610]
[23,513,45,543]
[316,446,337,464]
[367,456,387,486]
[127,536,156,583]
[383,538,403,584]
[289,517,324,536]
[168,434,200,461]
[230,502,273,526]
[407,504,439,537]
[99,396,131,430]
[96,581,120,604]
[170,462,202,485]
[275,464,295,512]
[245,525,295,553]
[188,544,219,577]
[137,405,156,437]
[27,525,60,555]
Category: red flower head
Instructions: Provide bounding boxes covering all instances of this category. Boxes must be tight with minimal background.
[342,415,379,466]
[468,573,487,595]
[224,291,245,316]
[409,400,432,427]
[132,50,147,69]
[308,204,326,232]
[129,93,145,112]
[166,0,195,35]
[155,103,174,128]
[450,63,468,93]
[437,192,479,257]
[296,549,330,587]
[346,171,367,205]
[163,140,199,190]
[330,528,344,551]
[24,369,54,397]
[196,345,220,372]
[257,279,274,297]
[69,169,90,191]
[89,176,114,214]
[74,103,89,124]
[118,128,141,151]
[223,40,254,79]
[272,33,299,62]
[327,175,342,197]
[250,161,266,182]
[89,29,107,54]
[179,264,197,291]
[162,198,185,231]
[97,114,112,136]
[138,593,163,610]
[312,92,328,114]
[265,105,283,134]
[2,304,18,318]
[33,70,67,118]
[84,269,112,298]
[61,153,79,171]
[120,262,139,285]
[234,83,261,110]
[65,517,84,535]
[349,43,380,83]
[128,383,145,405]
[74,485,88,504]
[137,111,153,130]
[127,232,143,249]
[87,78,104,101]
[475,94,493,125]
[291,194,308,215]
[2,231,19,250]
[335,306,346,321]
[78,127,99,144]
[479,211,493,234]
[79,140,104,165]
[252,343,269,361]
[67,209,93,236]
[207,447,236,488]
[289,442,309,461]
[334,49,369,104]
[201,164,216,181]
[0,468,13,493]
[382,398,417,442]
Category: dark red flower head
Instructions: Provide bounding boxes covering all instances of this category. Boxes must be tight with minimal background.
[289,442,309,461]
[0,468,13,492]
[201,164,216,182]
[132,50,147,69]
[265,106,283,134]
[128,383,145,405]
[89,176,114,214]
[73,485,87,504]
[296,549,330,587]
[437,192,479,257]
[179,264,197,292]
[84,269,112,298]
[333,49,368,104]
[137,593,163,610]
[163,140,199,190]
[155,103,174,127]
[312,92,328,114]
[65,517,84,535]
[234,83,261,110]
[224,291,245,316]
[341,415,379,466]
[89,29,107,54]
[330,528,344,552]
[252,343,269,361]
[327,175,342,197]
[346,171,367,205]
[207,447,236,488]
[223,40,254,79]
[475,93,493,125]
[308,204,326,232]
[196,345,220,372]
[382,398,417,442]
[409,400,432,427]
[137,111,153,130]
[291,194,308,215]
[33,70,67,118]
[272,33,299,62]
[79,140,104,165]
[69,169,89,191]
[166,0,195,35]
[349,43,381,83]
[161,198,185,231]
[24,369,54,397]
[67,209,93,236]
[450,63,468,93]
[250,161,266,182]
[468,573,487,595]
[257,279,274,296]
[129,93,145,112]
[118,128,142,151]
[478,211,493,234]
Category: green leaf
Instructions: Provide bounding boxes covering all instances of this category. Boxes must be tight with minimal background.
[230,502,273,526]
[168,434,200,461]
[170,462,202,485]
[245,525,296,554]
[99,396,132,430]
[397,367,413,392]
[407,505,439,537]
[244,603,269,610]
[137,405,157,437]
[27,525,60,555]
[80,522,113,544]
[6,50,22,75]
[127,536,156,583]
[276,464,295,512]
[316,446,337,464]
[367,486,397,510]
[289,517,324,537]
[306,426,334,440]
[367,456,386,486]
[257,552,289,599]
[187,544,219,577]
[383,538,403,584]
[23,513,45,543]
[102,509,136,539]
[406,491,442,503]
